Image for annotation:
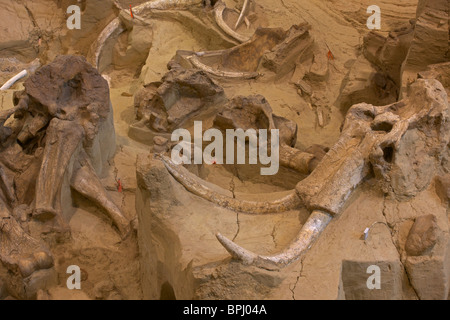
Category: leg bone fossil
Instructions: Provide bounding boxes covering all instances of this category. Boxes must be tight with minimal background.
[0,56,131,296]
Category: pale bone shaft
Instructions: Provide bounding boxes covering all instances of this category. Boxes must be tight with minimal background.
[71,156,129,237]
[35,118,84,214]
[235,0,250,30]
[0,70,28,91]
[217,209,332,270]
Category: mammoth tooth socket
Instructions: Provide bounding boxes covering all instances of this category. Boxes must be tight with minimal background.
[216,210,333,270]
[214,2,251,43]
[279,145,315,174]
[157,154,302,213]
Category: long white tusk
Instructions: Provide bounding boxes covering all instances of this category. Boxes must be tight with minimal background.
[214,2,251,43]
[158,154,302,213]
[234,0,250,30]
[187,55,260,79]
[216,210,333,270]
[0,70,28,91]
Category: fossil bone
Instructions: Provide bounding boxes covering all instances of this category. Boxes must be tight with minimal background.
[33,118,84,222]
[89,0,203,68]
[71,153,131,239]
[0,211,53,278]
[8,56,129,237]
[234,0,250,30]
[216,210,332,270]
[88,18,125,69]
[0,59,41,90]
[159,79,449,269]
[132,0,202,14]
[279,145,316,174]
[157,153,302,213]
[154,94,319,211]
[214,1,251,43]
[0,70,27,91]
[214,79,449,269]
[187,54,260,79]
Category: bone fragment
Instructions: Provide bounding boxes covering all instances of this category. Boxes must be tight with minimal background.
[132,0,202,14]
[244,16,250,29]
[317,108,324,127]
[214,2,251,43]
[187,55,260,79]
[234,0,250,30]
[279,145,315,174]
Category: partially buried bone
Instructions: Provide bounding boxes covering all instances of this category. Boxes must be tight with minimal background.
[217,210,332,270]
[88,18,125,69]
[0,59,40,91]
[9,56,128,238]
[34,119,84,222]
[88,0,203,68]
[187,55,260,79]
[214,1,251,43]
[156,94,321,213]
[212,95,318,174]
[234,0,250,30]
[163,79,449,269]
[0,211,53,278]
[71,153,131,239]
[158,153,302,213]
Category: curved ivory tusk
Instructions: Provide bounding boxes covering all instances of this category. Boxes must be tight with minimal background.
[187,55,260,79]
[157,154,302,213]
[216,210,333,270]
[234,0,250,30]
[214,2,251,43]
[89,0,202,69]
[0,70,28,91]
[89,18,125,69]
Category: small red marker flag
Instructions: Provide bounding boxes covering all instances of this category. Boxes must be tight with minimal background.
[327,50,334,60]
[129,5,134,19]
